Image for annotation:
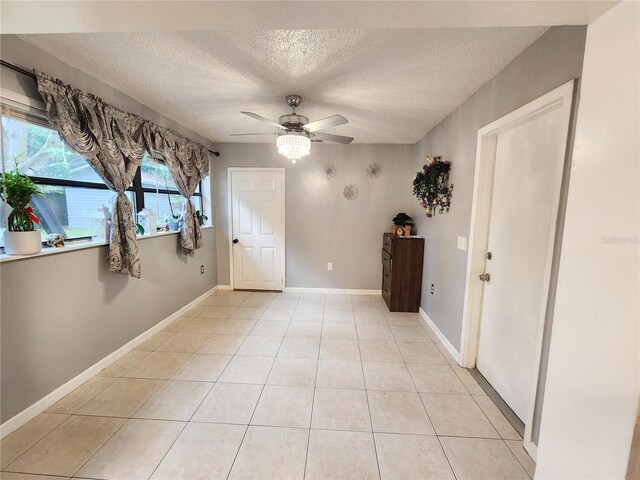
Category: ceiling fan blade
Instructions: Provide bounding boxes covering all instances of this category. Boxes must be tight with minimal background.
[313,132,354,144]
[241,111,284,130]
[230,133,278,136]
[304,114,348,133]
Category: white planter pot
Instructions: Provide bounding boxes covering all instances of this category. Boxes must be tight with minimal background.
[3,231,42,255]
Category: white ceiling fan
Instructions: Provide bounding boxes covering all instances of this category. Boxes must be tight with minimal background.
[230,94,354,163]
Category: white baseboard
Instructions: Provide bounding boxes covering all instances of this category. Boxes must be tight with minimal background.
[216,284,232,291]
[285,287,381,295]
[0,285,219,439]
[419,307,461,364]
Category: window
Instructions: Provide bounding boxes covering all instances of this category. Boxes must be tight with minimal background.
[1,112,205,248]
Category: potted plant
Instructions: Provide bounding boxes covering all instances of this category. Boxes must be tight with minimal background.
[0,158,43,255]
[195,210,208,226]
[165,213,182,231]
[413,155,453,217]
[392,212,413,235]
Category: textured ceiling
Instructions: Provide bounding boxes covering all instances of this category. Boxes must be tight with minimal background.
[19,27,548,143]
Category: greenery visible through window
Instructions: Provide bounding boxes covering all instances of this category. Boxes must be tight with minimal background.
[1,113,204,248]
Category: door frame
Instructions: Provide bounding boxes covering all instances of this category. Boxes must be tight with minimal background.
[227,167,286,291]
[459,80,575,459]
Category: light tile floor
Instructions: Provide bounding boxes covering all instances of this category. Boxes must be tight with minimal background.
[1,291,535,480]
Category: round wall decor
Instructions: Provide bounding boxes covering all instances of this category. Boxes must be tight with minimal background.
[322,162,337,180]
[343,184,359,200]
[366,162,382,178]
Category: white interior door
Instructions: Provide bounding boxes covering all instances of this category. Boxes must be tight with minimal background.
[230,169,285,291]
[476,100,570,422]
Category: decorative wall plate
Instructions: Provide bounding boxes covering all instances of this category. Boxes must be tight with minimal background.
[343,184,359,200]
[366,162,382,178]
[322,162,337,180]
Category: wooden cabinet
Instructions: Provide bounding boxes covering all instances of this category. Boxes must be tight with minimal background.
[381,233,424,312]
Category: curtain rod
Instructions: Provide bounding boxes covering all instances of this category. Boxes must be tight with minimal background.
[1,59,220,158]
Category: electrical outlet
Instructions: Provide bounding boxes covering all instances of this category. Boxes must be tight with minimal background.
[200,265,205,275]
[431,283,435,295]
[457,236,468,251]
[327,262,333,271]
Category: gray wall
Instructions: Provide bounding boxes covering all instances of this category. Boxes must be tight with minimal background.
[410,26,587,351]
[0,35,219,423]
[212,143,416,289]
[0,229,217,422]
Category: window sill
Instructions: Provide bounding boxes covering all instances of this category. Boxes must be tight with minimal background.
[0,225,215,263]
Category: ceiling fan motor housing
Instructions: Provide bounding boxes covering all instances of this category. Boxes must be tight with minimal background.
[279,113,309,131]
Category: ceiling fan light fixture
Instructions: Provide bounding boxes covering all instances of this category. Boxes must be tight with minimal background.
[276,133,311,162]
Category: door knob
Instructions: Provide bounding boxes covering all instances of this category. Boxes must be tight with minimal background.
[479,273,491,282]
[232,238,239,244]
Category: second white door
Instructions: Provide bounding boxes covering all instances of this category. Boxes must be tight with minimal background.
[230,168,285,291]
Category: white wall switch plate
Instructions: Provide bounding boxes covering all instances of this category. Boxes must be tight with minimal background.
[457,236,468,251]
[327,262,333,271]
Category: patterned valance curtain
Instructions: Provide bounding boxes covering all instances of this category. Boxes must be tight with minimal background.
[36,72,211,277]
[144,126,209,255]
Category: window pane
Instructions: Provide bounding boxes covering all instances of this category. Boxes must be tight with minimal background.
[1,115,104,184]
[143,192,184,228]
[140,155,178,190]
[0,187,134,247]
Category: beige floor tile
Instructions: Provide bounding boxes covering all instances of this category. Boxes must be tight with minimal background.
[296,299,325,310]
[218,355,274,384]
[46,376,117,414]
[505,440,536,477]
[121,351,190,380]
[474,396,522,440]
[6,416,124,477]
[270,298,298,309]
[385,313,422,326]
[300,293,325,301]
[228,426,308,480]
[162,315,198,333]
[171,354,232,382]
[241,296,273,308]
[215,319,257,335]
[375,433,455,480]
[250,320,289,336]
[215,296,247,308]
[76,419,184,480]
[435,342,459,365]
[358,341,403,363]
[397,341,447,364]
[77,377,162,417]
[151,422,246,480]
[325,299,353,311]
[451,366,487,396]
[305,429,379,480]
[196,293,221,306]
[440,437,529,480]
[133,380,212,421]
[155,332,210,353]
[179,318,223,334]
[407,364,468,394]
[312,388,371,432]
[279,337,321,359]
[135,332,175,351]
[291,309,323,323]
[354,311,387,325]
[325,293,352,301]
[390,325,432,342]
[352,302,382,312]
[356,324,393,341]
[286,322,322,338]
[197,334,246,354]
[316,360,365,389]
[193,383,262,424]
[322,323,358,339]
[362,362,416,392]
[183,306,206,318]
[251,385,314,428]
[1,413,69,470]
[97,350,149,377]
[260,308,295,322]
[200,305,237,319]
[367,391,434,435]
[236,335,283,356]
[267,357,317,387]
[0,473,69,480]
[421,394,500,438]
[319,338,360,361]
[323,310,355,323]
[230,307,266,320]
[353,294,380,303]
